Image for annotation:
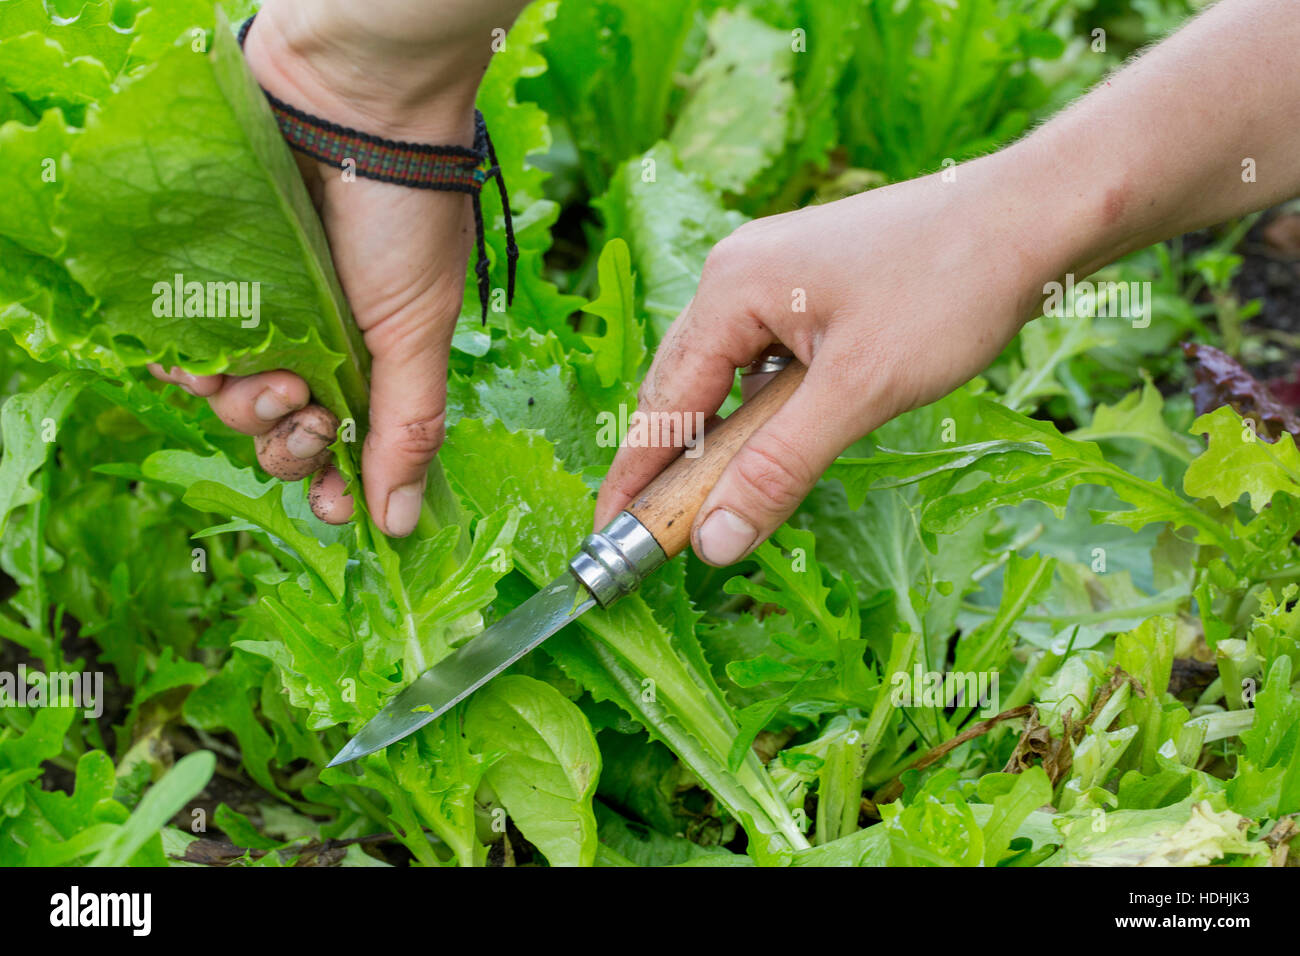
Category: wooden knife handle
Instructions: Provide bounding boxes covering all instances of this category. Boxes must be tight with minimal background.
[627,360,808,559]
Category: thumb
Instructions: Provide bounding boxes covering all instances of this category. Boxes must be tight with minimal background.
[361,301,457,537]
[319,176,472,538]
[690,370,855,567]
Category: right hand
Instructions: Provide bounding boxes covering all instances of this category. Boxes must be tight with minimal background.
[594,153,1066,567]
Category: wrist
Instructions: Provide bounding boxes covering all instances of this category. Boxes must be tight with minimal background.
[947,144,1095,331]
[241,4,482,145]
[1010,124,1145,281]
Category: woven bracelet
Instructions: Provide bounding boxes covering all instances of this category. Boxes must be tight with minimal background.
[237,15,517,323]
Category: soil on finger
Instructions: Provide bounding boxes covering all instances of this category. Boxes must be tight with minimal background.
[255,406,338,481]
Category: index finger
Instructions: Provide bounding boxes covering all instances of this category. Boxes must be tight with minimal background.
[593,293,771,529]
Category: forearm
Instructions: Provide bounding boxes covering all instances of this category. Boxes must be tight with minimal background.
[243,0,531,142]
[1005,0,1300,283]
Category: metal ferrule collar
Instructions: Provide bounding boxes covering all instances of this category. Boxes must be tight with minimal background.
[568,511,666,608]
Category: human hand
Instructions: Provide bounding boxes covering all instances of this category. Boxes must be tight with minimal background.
[150,0,525,536]
[594,152,1067,566]
[596,0,1300,567]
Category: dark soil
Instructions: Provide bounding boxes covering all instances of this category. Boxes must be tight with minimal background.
[1234,209,1300,383]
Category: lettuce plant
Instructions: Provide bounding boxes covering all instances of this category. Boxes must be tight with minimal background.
[1,0,1297,869]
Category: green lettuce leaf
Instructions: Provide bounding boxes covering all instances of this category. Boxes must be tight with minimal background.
[53,12,368,417]
[1184,404,1300,511]
[464,674,601,867]
[669,9,794,194]
[0,369,87,538]
[1043,798,1267,867]
[442,418,808,855]
[596,141,746,340]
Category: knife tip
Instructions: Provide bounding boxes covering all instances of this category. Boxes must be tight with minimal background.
[326,740,364,767]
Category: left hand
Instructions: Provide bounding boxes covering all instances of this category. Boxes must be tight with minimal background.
[150,0,527,536]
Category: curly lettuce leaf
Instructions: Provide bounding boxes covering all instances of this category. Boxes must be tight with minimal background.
[52,12,368,417]
[1043,798,1267,867]
[1184,404,1300,511]
[596,141,746,341]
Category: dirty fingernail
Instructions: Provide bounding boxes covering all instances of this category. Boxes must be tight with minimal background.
[696,509,757,566]
[286,426,330,460]
[385,481,425,537]
[254,389,296,422]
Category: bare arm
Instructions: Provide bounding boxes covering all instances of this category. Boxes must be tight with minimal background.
[595,0,1300,566]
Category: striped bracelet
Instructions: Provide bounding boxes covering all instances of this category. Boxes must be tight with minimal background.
[237,15,517,323]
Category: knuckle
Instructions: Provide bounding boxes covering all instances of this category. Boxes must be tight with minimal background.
[636,375,664,411]
[383,411,447,462]
[603,473,647,509]
[358,274,463,345]
[731,435,812,516]
[637,350,680,410]
[702,231,751,282]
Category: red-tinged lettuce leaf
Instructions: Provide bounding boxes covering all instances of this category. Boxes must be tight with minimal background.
[1184,341,1300,442]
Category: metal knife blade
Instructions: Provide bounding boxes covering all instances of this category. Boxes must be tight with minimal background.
[326,571,595,767]
[328,363,807,767]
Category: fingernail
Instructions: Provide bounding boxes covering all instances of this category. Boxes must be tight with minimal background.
[254,389,295,422]
[286,426,330,460]
[385,481,425,537]
[697,509,757,566]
